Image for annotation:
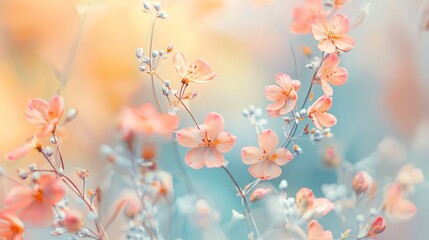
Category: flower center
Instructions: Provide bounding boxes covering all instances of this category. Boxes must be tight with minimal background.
[33,188,44,202]
[201,132,212,147]
[282,87,293,97]
[11,224,23,234]
[259,150,272,161]
[327,31,336,39]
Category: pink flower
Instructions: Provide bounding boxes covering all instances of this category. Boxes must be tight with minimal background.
[312,14,355,53]
[25,95,64,138]
[290,0,325,34]
[352,171,376,196]
[317,53,348,96]
[173,52,217,84]
[249,188,272,202]
[265,73,301,117]
[366,216,386,237]
[176,112,236,169]
[0,210,24,240]
[5,175,65,227]
[241,129,293,180]
[5,137,40,161]
[119,103,179,139]
[382,183,416,222]
[307,220,333,240]
[61,209,84,233]
[308,95,337,130]
[296,188,334,219]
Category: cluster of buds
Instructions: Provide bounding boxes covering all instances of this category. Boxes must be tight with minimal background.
[143,1,168,19]
[136,44,174,72]
[242,105,267,132]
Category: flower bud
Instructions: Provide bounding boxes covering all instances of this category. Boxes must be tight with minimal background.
[136,48,144,58]
[249,188,271,202]
[43,147,54,157]
[352,171,372,195]
[18,169,28,179]
[367,216,386,237]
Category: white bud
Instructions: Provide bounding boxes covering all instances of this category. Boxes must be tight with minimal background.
[164,80,171,87]
[66,108,78,120]
[50,136,57,144]
[44,146,54,157]
[136,48,144,58]
[57,168,64,176]
[153,2,161,11]
[279,180,288,190]
[143,2,150,11]
[139,65,147,72]
[18,169,28,179]
[356,214,365,223]
[28,163,37,171]
[152,50,159,57]
[158,12,168,19]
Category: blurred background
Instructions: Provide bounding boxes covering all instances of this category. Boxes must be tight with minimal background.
[0,0,428,239]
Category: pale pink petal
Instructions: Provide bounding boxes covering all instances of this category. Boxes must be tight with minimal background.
[267,95,287,111]
[250,188,272,202]
[204,112,225,140]
[176,127,203,148]
[267,109,281,118]
[173,52,187,78]
[386,199,416,222]
[319,96,333,110]
[275,73,293,90]
[185,147,207,169]
[5,142,34,160]
[320,80,333,96]
[290,6,311,34]
[241,146,262,164]
[190,59,216,83]
[279,97,297,115]
[48,95,64,121]
[322,54,339,70]
[331,14,350,35]
[311,198,334,216]
[38,175,65,205]
[214,131,236,153]
[272,148,293,166]
[292,80,301,91]
[312,117,323,130]
[327,67,348,86]
[318,39,336,53]
[316,113,337,128]
[158,114,180,138]
[334,35,355,52]
[204,147,225,168]
[25,98,49,126]
[264,85,283,101]
[258,129,279,155]
[5,186,33,210]
[307,220,333,240]
[20,202,53,227]
[248,161,282,180]
[311,24,327,40]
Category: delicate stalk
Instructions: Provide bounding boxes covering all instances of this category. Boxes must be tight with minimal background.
[148,18,163,113]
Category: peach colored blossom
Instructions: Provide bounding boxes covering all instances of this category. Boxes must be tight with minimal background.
[382,183,416,222]
[241,129,293,180]
[290,0,325,34]
[249,188,272,202]
[25,95,64,138]
[296,188,334,219]
[307,220,333,240]
[173,52,216,84]
[176,112,236,169]
[265,73,301,117]
[308,95,337,130]
[317,53,348,96]
[312,14,355,53]
[352,171,376,196]
[0,210,24,240]
[118,103,179,139]
[5,137,40,161]
[62,209,84,233]
[367,216,386,237]
[5,175,65,227]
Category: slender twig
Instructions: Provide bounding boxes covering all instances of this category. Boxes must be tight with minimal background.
[148,18,163,112]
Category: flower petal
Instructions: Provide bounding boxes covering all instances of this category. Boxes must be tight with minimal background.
[5,186,33,210]
[334,35,355,52]
[272,147,293,166]
[204,112,225,140]
[386,199,416,222]
[331,14,350,35]
[307,220,333,240]
[25,98,49,126]
[320,80,333,96]
[258,129,279,155]
[318,39,336,53]
[20,201,53,227]
[316,112,337,128]
[241,146,262,164]
[184,147,207,169]
[189,59,216,83]
[204,147,225,168]
[38,175,65,205]
[176,127,203,148]
[248,161,282,180]
[264,85,283,101]
[173,52,188,79]
[48,95,64,121]
[5,142,34,160]
[214,131,236,153]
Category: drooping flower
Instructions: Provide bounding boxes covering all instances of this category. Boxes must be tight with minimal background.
[382,183,416,221]
[5,137,41,161]
[25,95,64,137]
[290,0,325,34]
[317,53,348,96]
[0,210,24,240]
[312,14,355,53]
[173,52,216,84]
[366,216,386,237]
[308,95,337,130]
[307,220,333,240]
[5,175,65,227]
[265,73,301,117]
[176,112,236,169]
[296,188,334,219]
[118,103,179,139]
[241,129,293,180]
[249,188,272,202]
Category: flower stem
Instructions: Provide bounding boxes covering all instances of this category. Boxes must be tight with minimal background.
[148,17,163,113]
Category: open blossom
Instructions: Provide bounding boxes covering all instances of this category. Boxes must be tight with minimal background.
[308,95,337,130]
[118,103,179,139]
[312,14,355,53]
[307,220,333,240]
[25,95,64,137]
[296,188,334,219]
[5,175,65,227]
[382,183,416,222]
[176,112,236,169]
[173,52,216,84]
[367,216,386,237]
[317,53,348,96]
[265,73,301,117]
[290,0,325,34]
[0,210,24,240]
[242,129,293,180]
